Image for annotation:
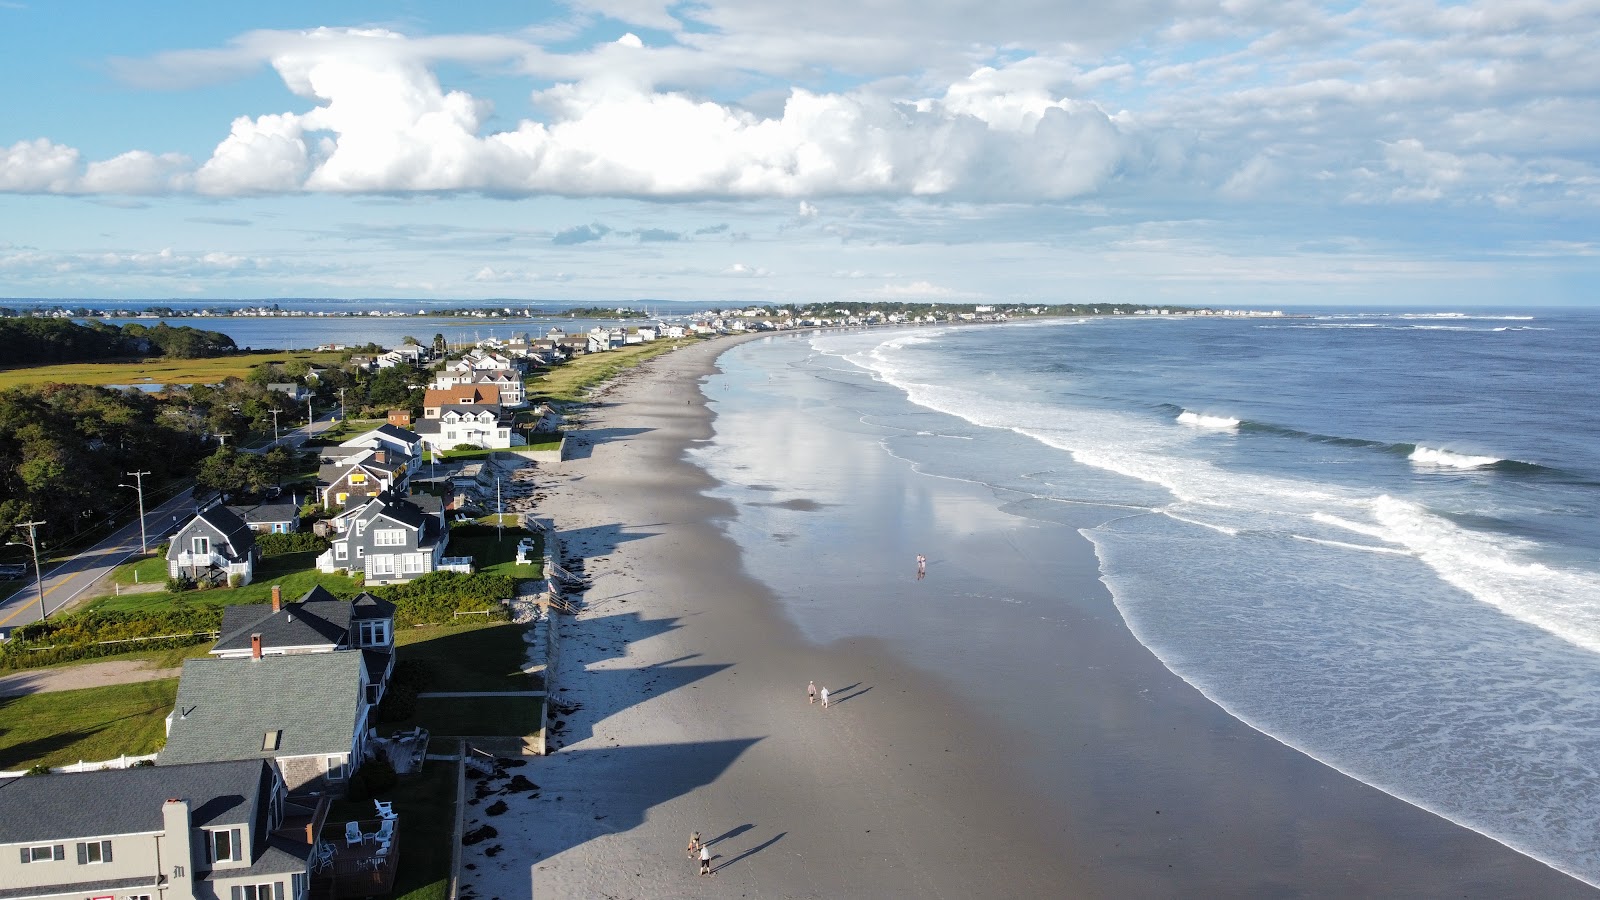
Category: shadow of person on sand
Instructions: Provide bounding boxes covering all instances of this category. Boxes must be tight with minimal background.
[713,832,786,874]
[706,823,755,847]
[830,686,872,705]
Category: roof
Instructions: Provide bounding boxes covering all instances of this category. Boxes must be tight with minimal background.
[351,591,398,621]
[423,384,501,409]
[158,653,366,766]
[372,423,421,444]
[0,759,271,845]
[212,586,353,654]
[166,506,256,562]
[225,500,301,526]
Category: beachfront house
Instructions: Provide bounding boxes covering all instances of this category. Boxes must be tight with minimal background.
[318,447,409,511]
[159,649,372,796]
[315,492,451,584]
[339,424,424,476]
[167,505,258,586]
[414,385,515,451]
[210,585,396,704]
[0,759,314,900]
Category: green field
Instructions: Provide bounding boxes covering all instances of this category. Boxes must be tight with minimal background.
[0,350,346,390]
[529,337,704,404]
[0,678,178,771]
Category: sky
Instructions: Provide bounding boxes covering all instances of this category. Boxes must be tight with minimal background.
[1,0,1597,307]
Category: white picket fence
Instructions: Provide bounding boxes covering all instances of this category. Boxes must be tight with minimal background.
[0,752,159,779]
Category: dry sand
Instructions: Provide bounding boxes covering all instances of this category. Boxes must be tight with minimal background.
[460,334,1596,900]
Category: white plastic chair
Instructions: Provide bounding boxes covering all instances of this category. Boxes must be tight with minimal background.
[373,798,396,819]
[344,821,363,846]
[375,818,395,843]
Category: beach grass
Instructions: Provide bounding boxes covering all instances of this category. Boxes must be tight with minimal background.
[0,350,346,390]
[0,678,177,771]
[530,338,703,404]
[394,621,539,692]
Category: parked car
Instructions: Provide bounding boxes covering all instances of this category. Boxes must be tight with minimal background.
[0,563,28,579]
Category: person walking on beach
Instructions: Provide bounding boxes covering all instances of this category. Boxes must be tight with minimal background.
[808,680,817,704]
[699,843,714,876]
[820,686,830,709]
[916,554,927,579]
[687,831,701,859]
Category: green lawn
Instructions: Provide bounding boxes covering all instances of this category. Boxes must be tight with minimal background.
[111,551,169,586]
[327,760,456,900]
[0,678,178,771]
[394,622,539,692]
[523,431,562,452]
[89,550,362,613]
[445,525,542,580]
[393,696,542,738]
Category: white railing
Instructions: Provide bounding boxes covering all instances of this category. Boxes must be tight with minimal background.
[0,752,159,778]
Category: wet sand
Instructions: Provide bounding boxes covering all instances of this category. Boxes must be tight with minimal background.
[460,333,1596,899]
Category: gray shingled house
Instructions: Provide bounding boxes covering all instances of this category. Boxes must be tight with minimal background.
[167,506,258,586]
[160,649,372,797]
[0,758,313,900]
[210,585,396,705]
[315,492,447,584]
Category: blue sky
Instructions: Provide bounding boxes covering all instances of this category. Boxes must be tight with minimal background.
[2,0,1597,306]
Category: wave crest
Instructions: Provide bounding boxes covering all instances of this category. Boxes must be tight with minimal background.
[1177,410,1241,429]
[1410,446,1503,469]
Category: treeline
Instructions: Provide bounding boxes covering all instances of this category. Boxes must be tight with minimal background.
[0,318,237,366]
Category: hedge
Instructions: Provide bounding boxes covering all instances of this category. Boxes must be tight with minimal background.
[0,608,225,671]
[255,532,331,557]
[366,571,514,626]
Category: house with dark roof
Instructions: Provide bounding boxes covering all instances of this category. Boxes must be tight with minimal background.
[159,649,371,796]
[167,506,258,586]
[225,499,302,535]
[211,585,396,705]
[314,493,447,584]
[340,424,424,473]
[0,758,313,900]
[316,447,408,511]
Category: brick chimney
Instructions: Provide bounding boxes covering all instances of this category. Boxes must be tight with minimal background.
[270,585,282,612]
[251,633,262,659]
[374,450,387,464]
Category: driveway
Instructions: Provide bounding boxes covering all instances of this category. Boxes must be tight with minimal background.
[0,658,183,697]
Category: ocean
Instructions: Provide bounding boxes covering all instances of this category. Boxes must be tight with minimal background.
[690,310,1600,886]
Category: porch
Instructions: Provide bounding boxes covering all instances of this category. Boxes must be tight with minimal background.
[311,816,401,899]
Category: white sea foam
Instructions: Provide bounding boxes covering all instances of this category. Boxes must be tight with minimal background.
[1177,410,1241,429]
[1410,446,1503,468]
[1291,534,1414,555]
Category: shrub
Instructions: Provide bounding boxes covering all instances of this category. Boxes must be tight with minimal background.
[346,755,398,801]
[379,681,419,723]
[367,571,514,625]
[228,574,243,589]
[166,575,193,593]
[0,607,223,670]
[24,764,52,777]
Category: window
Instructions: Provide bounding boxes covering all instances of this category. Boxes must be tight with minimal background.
[326,756,347,781]
[349,472,366,485]
[402,554,425,574]
[356,547,365,559]
[359,620,390,646]
[292,872,308,900]
[374,529,405,547]
[370,555,394,576]
[191,536,210,555]
[76,840,112,864]
[334,544,347,561]
[263,730,282,751]
[19,845,63,863]
[355,521,367,536]
[210,828,241,863]
[335,492,348,505]
[230,883,284,900]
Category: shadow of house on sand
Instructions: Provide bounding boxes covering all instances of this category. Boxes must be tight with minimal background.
[559,427,653,461]
[546,609,732,750]
[464,738,763,868]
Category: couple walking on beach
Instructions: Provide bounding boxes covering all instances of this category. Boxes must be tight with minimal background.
[808,680,829,708]
[687,831,713,876]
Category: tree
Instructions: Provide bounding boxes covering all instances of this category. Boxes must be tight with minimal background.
[433,333,447,357]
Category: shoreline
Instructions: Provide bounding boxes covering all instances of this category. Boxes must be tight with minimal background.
[461,331,1596,898]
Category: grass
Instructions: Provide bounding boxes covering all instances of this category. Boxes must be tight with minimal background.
[529,337,703,404]
[87,550,362,613]
[523,431,562,452]
[445,525,542,580]
[0,350,346,390]
[392,696,542,738]
[0,678,178,771]
[394,621,539,692]
[111,552,170,586]
[327,760,456,900]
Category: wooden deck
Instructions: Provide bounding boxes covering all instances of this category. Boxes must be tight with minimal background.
[311,817,400,899]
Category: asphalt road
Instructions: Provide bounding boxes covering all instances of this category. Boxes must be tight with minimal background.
[0,412,338,631]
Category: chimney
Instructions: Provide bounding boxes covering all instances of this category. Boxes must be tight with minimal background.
[374,450,387,464]
[162,799,194,884]
[271,586,282,612]
[251,633,262,660]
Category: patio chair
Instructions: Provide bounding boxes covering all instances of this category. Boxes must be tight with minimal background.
[375,818,396,843]
[311,844,336,872]
[344,821,363,847]
[373,798,396,819]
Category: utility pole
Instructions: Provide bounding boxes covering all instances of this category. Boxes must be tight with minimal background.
[306,395,314,427]
[5,520,47,622]
[338,388,347,422]
[496,474,503,540]
[120,470,151,553]
[270,409,281,446]
[216,432,232,447]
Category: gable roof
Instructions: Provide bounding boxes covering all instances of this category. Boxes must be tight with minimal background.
[0,759,270,844]
[350,591,397,621]
[423,384,501,409]
[371,423,421,444]
[159,653,366,766]
[226,500,300,526]
[212,586,354,654]
[167,506,256,562]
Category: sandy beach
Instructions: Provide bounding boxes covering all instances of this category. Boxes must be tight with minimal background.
[460,333,1596,899]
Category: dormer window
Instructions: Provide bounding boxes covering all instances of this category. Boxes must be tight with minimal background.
[263,729,282,751]
[209,828,242,863]
[359,619,390,646]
